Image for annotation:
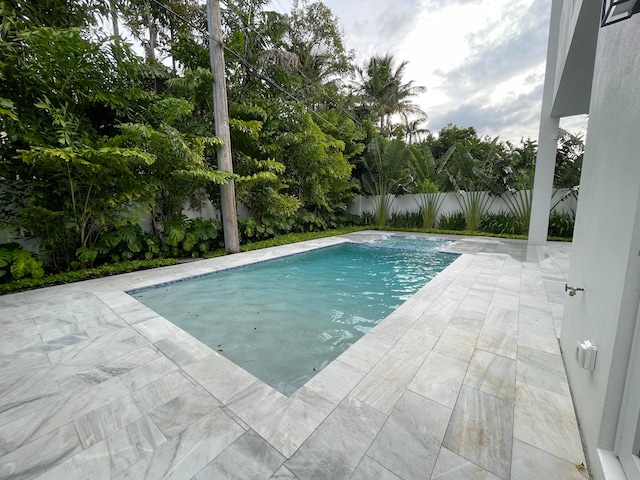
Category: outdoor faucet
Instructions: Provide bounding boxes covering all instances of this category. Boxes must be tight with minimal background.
[565,284,585,297]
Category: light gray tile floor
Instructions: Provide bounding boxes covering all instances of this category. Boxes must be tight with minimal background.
[0,232,588,479]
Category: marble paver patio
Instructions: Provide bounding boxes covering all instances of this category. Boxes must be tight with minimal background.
[0,231,588,479]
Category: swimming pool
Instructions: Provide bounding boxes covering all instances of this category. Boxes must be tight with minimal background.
[130,237,458,396]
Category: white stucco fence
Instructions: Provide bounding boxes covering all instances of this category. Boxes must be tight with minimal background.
[347,188,578,221]
[1,188,577,249]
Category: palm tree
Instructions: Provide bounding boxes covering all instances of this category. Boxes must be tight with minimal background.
[357,54,426,135]
[403,114,430,145]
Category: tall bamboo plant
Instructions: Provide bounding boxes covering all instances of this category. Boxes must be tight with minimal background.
[362,137,413,226]
[409,144,450,228]
[444,138,502,231]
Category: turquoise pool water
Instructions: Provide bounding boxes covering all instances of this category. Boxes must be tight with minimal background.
[130,237,458,396]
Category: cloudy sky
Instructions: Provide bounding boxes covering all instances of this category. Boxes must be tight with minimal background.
[268,0,586,143]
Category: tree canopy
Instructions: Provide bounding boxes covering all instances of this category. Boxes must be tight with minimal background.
[357,54,427,135]
[0,0,583,279]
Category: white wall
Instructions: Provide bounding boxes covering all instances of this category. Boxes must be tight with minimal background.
[348,189,577,222]
[560,13,640,480]
[551,0,600,117]
[555,0,583,95]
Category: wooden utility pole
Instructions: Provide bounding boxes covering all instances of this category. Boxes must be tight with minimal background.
[109,0,120,41]
[207,0,240,253]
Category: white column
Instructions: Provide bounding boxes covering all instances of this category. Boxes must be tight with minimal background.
[528,117,560,244]
[528,0,563,245]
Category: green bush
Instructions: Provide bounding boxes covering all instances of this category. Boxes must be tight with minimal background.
[239,212,363,245]
[481,211,524,235]
[93,225,161,264]
[296,211,362,232]
[2,225,537,294]
[0,243,45,283]
[295,211,327,232]
[388,211,423,229]
[162,215,224,257]
[548,211,575,238]
[0,258,180,293]
[437,211,466,231]
[359,212,376,226]
[239,217,296,243]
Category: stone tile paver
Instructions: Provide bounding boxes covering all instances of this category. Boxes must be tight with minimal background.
[0,233,584,479]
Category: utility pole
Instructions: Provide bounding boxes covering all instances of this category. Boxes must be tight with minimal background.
[109,0,120,41]
[207,0,240,253]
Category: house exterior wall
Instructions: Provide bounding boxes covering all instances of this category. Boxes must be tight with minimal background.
[551,0,600,117]
[554,0,583,97]
[560,11,640,480]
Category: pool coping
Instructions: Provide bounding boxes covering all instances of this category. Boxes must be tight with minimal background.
[100,232,469,457]
[126,235,460,397]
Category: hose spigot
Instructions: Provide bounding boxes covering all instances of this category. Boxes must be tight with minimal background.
[565,284,584,297]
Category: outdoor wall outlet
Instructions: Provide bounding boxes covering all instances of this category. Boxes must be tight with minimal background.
[576,340,598,370]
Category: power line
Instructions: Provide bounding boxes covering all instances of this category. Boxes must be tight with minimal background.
[221,0,362,126]
[148,0,221,45]
[269,0,367,81]
[146,0,356,135]
[271,0,289,15]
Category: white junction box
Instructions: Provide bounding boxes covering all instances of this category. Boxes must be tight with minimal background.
[576,340,598,370]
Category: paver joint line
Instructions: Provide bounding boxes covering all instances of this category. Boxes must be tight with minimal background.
[0,233,585,479]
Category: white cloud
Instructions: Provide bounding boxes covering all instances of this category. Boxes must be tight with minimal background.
[268,0,587,142]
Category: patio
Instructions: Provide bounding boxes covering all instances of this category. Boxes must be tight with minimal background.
[0,231,587,479]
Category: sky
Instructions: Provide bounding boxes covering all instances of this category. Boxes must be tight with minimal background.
[268,0,587,143]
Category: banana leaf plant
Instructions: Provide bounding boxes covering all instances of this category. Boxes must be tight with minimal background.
[362,137,414,226]
[443,138,503,231]
[409,144,452,228]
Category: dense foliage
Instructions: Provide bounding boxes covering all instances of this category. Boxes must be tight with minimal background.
[0,0,582,283]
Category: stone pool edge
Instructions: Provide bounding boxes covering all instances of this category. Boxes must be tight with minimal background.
[93,231,470,458]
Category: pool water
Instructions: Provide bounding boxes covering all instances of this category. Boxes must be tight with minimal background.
[130,237,458,396]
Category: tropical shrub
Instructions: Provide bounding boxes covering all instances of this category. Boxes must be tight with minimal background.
[437,211,466,231]
[239,210,363,244]
[95,225,161,263]
[500,188,532,233]
[548,211,575,238]
[359,212,376,226]
[162,215,223,257]
[388,211,423,229]
[0,243,45,282]
[0,258,181,293]
[239,217,294,243]
[362,137,414,226]
[443,139,502,231]
[554,129,584,189]
[409,144,448,228]
[489,139,537,232]
[413,181,443,229]
[0,18,156,270]
[455,190,495,232]
[482,211,524,235]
